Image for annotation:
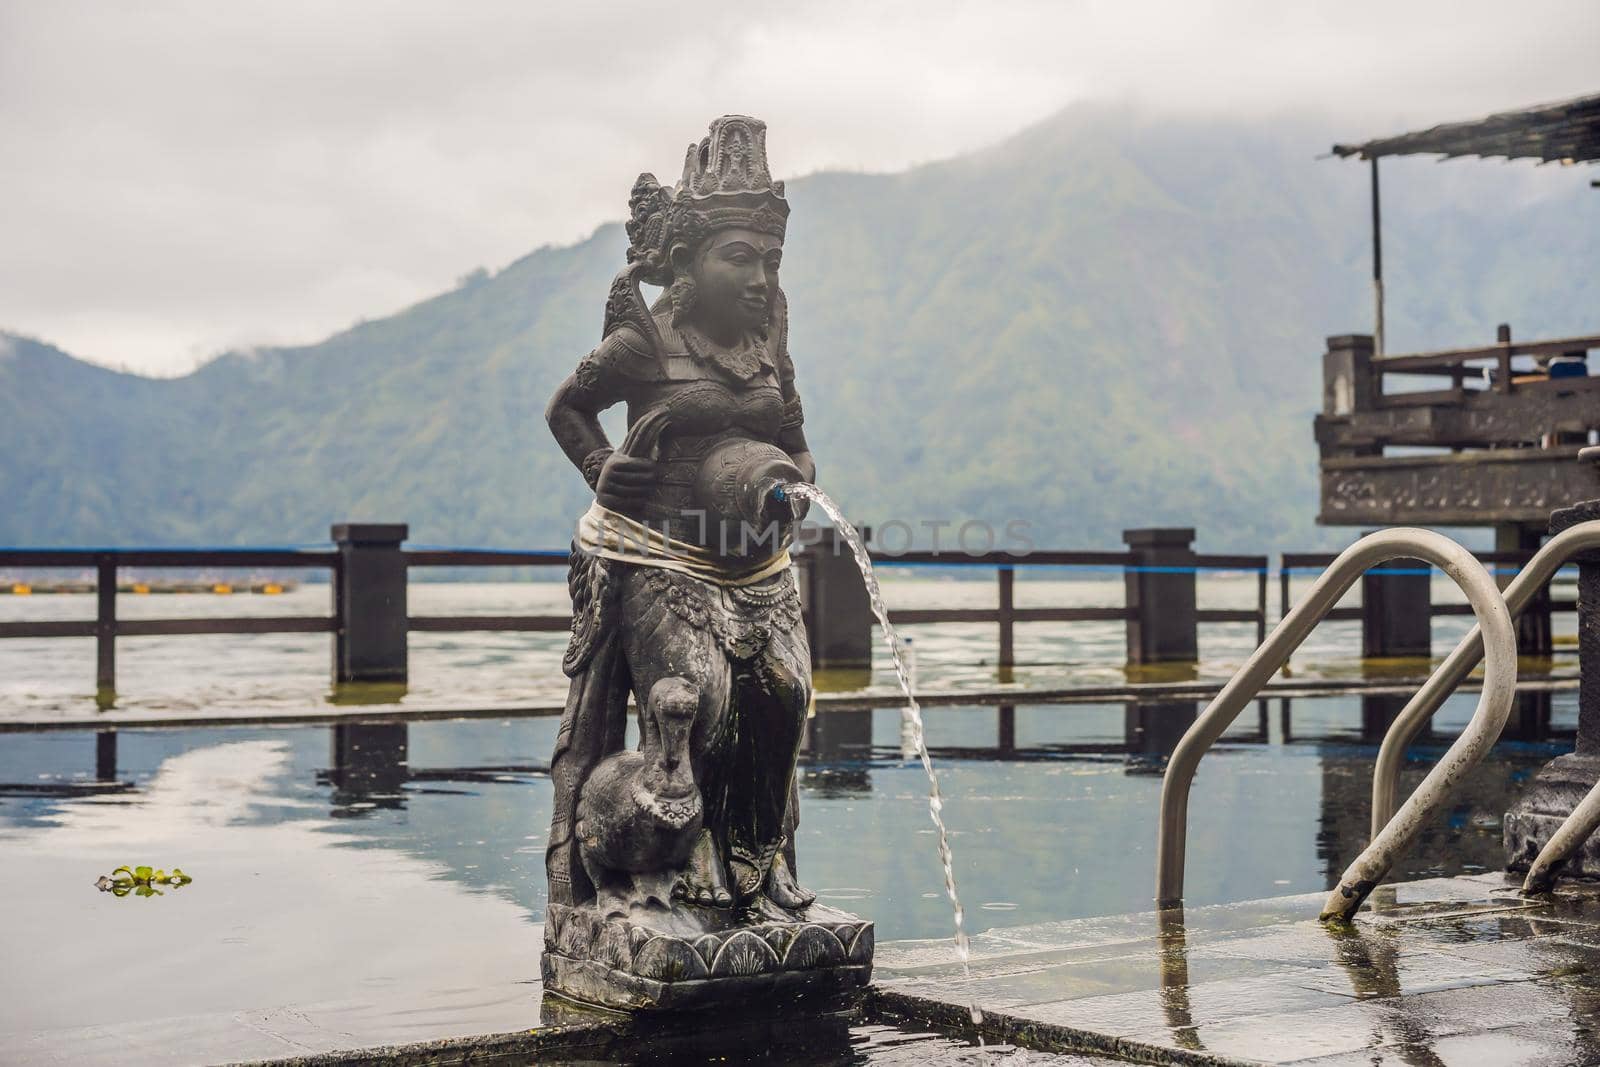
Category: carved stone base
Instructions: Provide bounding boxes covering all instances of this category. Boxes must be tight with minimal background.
[541,900,873,1012]
[1506,753,1600,876]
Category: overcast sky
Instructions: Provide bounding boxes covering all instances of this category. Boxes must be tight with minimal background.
[2,1,1595,376]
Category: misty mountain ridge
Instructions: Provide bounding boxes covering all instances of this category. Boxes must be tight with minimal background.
[4,103,1596,552]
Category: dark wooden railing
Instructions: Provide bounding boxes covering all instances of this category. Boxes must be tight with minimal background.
[1370,329,1600,405]
[0,548,339,697]
[405,548,569,633]
[0,527,1275,699]
[1,524,1576,703]
[868,548,1268,669]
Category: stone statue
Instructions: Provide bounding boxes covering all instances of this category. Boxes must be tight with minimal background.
[540,116,871,1011]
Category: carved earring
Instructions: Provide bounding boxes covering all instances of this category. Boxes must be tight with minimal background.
[667,274,698,327]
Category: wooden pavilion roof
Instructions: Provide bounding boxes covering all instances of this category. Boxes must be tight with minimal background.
[1332,92,1600,164]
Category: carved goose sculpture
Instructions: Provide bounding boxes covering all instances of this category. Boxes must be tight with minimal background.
[576,676,703,911]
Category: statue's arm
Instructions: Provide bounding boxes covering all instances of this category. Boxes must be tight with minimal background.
[546,330,652,490]
[777,351,816,485]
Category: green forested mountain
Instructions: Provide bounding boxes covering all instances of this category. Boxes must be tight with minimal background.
[3,105,1596,552]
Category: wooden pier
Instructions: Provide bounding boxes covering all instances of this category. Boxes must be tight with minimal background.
[1317,329,1600,531]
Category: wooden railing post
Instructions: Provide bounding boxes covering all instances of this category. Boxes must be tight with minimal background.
[1279,558,1292,623]
[1123,528,1198,665]
[1497,322,1513,395]
[332,523,409,685]
[95,553,116,704]
[997,566,1015,672]
[1256,567,1269,646]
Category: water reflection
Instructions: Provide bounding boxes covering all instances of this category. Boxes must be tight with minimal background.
[1503,689,1555,742]
[96,729,116,780]
[3,692,1580,928]
[536,999,1060,1065]
[323,722,409,812]
[1123,702,1200,774]
[1155,906,1200,1051]
[1142,890,1600,1065]
[0,738,544,1051]
[0,729,134,799]
[1312,693,1571,890]
[808,708,875,762]
[313,722,552,815]
[0,688,1582,1056]
[799,698,1270,774]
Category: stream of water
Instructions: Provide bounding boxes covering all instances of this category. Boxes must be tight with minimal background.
[783,483,980,1023]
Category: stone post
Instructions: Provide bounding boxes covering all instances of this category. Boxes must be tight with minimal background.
[1323,335,1377,420]
[95,554,116,706]
[1498,524,1555,740]
[797,527,874,670]
[1123,528,1198,665]
[1506,447,1600,873]
[1361,550,1432,659]
[1356,539,1433,737]
[332,523,409,685]
[1498,522,1553,658]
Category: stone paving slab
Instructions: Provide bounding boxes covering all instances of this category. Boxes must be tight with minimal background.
[874,873,1600,1064]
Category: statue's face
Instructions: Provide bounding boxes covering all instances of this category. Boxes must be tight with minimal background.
[689,228,783,336]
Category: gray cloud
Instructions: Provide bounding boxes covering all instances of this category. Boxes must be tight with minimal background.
[1,0,1595,374]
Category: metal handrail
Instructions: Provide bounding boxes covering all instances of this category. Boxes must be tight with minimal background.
[1155,528,1517,920]
[1368,520,1600,839]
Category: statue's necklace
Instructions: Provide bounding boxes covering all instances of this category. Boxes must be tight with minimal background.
[680,324,767,383]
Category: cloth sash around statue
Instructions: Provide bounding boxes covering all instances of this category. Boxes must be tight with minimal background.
[575,501,793,587]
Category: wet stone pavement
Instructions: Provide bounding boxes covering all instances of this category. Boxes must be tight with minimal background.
[875,872,1600,1065]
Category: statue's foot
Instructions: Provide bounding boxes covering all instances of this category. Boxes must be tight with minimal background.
[764,851,816,911]
[673,829,733,909]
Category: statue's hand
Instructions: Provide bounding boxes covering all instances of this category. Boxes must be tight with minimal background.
[595,451,658,513]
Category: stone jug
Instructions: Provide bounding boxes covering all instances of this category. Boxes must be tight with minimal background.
[693,437,802,553]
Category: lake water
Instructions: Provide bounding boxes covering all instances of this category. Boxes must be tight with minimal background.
[0,576,1581,1059]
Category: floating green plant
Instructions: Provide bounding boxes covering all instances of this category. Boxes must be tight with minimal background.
[95,865,193,897]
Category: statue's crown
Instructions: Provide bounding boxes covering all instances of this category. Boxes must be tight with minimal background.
[625,116,789,286]
[677,115,788,210]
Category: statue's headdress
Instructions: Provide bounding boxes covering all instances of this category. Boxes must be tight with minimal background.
[626,115,789,286]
